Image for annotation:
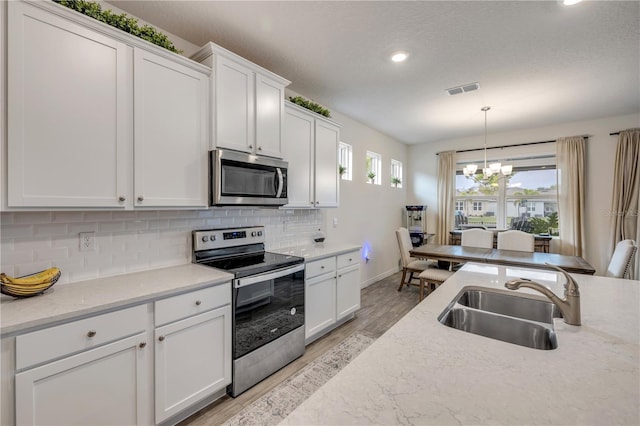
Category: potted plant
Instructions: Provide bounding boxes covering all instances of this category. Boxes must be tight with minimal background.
[391,177,402,187]
[367,171,376,183]
[339,165,347,176]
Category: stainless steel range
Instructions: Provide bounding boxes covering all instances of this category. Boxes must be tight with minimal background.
[192,226,305,397]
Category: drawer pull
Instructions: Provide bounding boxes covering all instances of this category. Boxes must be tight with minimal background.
[158,336,165,342]
[118,196,126,202]
[349,258,353,261]
[87,330,96,338]
[137,196,144,202]
[139,342,147,349]
[320,266,325,269]
[195,300,202,306]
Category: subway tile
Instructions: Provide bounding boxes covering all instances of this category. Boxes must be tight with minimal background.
[69,222,99,234]
[0,213,15,224]
[125,220,149,232]
[34,247,69,262]
[83,211,113,222]
[52,212,84,223]
[98,221,125,233]
[14,212,53,224]
[2,250,34,265]
[1,224,34,238]
[34,223,69,236]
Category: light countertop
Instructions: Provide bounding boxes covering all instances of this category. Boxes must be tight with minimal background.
[0,264,233,336]
[282,262,640,425]
[271,242,361,262]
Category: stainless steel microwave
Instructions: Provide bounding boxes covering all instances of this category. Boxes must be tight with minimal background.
[209,149,288,206]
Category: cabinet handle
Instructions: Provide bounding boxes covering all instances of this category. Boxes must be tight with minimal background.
[118,196,126,202]
[258,146,262,151]
[248,145,253,149]
[349,258,353,262]
[139,342,147,349]
[195,300,202,306]
[87,330,96,338]
[320,266,325,269]
[315,201,320,204]
[158,336,165,342]
[137,196,144,202]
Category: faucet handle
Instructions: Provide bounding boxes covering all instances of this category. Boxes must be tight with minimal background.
[545,263,579,296]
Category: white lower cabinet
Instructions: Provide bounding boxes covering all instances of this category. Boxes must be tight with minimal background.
[15,333,150,426]
[154,305,231,423]
[14,305,151,425]
[304,250,361,343]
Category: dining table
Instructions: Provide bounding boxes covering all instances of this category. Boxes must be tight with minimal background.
[409,244,596,275]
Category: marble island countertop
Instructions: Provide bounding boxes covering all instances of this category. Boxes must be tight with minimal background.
[0,264,233,336]
[282,262,640,425]
[271,242,361,261]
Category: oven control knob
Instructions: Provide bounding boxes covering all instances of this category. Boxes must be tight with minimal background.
[258,231,263,236]
[210,235,216,241]
[251,232,257,237]
[202,235,209,242]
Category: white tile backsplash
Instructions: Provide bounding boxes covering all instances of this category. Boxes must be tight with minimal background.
[0,208,323,284]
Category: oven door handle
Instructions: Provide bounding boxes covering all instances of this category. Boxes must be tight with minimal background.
[235,264,304,288]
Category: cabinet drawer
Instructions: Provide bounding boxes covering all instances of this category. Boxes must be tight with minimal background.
[155,283,231,327]
[305,257,336,279]
[337,251,359,269]
[16,304,147,371]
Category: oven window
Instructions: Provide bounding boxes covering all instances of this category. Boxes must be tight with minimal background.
[221,161,277,197]
[234,269,304,358]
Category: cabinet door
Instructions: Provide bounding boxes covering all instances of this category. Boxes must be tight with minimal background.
[305,273,337,340]
[15,333,151,426]
[314,120,340,208]
[214,56,254,153]
[255,74,285,158]
[282,107,314,208]
[133,49,209,208]
[337,264,361,320]
[155,305,231,423]
[7,1,132,208]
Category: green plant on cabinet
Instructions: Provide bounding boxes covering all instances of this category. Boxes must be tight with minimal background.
[289,96,331,117]
[53,0,182,53]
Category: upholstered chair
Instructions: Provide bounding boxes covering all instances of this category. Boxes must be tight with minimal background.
[461,228,494,249]
[497,230,535,252]
[606,239,637,278]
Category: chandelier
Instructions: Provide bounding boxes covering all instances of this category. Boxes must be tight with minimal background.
[463,106,512,179]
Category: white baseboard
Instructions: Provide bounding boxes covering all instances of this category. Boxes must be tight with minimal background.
[361,267,400,288]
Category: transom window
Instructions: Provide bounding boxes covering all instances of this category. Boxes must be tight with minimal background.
[338,142,352,181]
[390,159,403,188]
[366,151,382,185]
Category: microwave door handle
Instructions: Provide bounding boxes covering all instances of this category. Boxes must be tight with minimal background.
[275,168,284,197]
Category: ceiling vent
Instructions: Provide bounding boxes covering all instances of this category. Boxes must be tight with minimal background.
[446,82,480,96]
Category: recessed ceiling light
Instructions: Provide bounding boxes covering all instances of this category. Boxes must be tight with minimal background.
[563,0,582,5]
[391,52,408,62]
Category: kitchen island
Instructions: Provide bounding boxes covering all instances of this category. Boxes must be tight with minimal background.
[281,263,640,425]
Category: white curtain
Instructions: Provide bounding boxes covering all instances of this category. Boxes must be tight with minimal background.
[437,151,456,245]
[609,128,639,279]
[556,137,586,256]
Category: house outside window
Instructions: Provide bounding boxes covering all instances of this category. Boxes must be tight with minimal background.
[390,159,403,188]
[455,151,558,234]
[338,142,352,181]
[366,151,382,185]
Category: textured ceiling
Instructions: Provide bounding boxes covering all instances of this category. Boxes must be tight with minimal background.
[107,1,640,144]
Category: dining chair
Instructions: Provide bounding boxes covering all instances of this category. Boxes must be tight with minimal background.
[418,268,454,301]
[606,239,637,279]
[396,227,437,292]
[497,230,535,252]
[461,228,494,249]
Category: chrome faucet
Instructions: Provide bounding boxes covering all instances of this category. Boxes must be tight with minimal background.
[505,263,581,326]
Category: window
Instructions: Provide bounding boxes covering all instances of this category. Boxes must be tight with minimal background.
[338,142,352,181]
[366,151,381,185]
[455,151,558,234]
[390,159,403,188]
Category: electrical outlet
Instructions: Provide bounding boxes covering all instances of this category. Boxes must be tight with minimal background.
[79,232,95,252]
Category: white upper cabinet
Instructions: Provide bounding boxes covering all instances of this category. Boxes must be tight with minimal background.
[4,0,211,210]
[133,48,209,208]
[282,102,341,208]
[7,1,132,208]
[192,42,290,159]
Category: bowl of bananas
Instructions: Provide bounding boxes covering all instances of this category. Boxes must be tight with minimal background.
[0,267,61,298]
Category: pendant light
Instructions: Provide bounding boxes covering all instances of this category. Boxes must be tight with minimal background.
[463,106,512,179]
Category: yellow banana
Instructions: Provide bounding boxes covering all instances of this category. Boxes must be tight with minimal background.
[1,268,60,286]
[2,280,55,291]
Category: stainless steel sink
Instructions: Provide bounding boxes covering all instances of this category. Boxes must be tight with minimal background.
[455,289,562,324]
[438,287,560,350]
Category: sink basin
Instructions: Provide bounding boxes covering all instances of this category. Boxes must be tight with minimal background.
[456,289,562,324]
[438,287,559,350]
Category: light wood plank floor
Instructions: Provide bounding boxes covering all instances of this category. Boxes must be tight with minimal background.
[179,271,422,426]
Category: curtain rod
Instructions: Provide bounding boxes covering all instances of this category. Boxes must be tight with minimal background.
[436,135,589,155]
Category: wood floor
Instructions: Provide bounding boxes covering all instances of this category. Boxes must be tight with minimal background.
[179,271,421,426]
